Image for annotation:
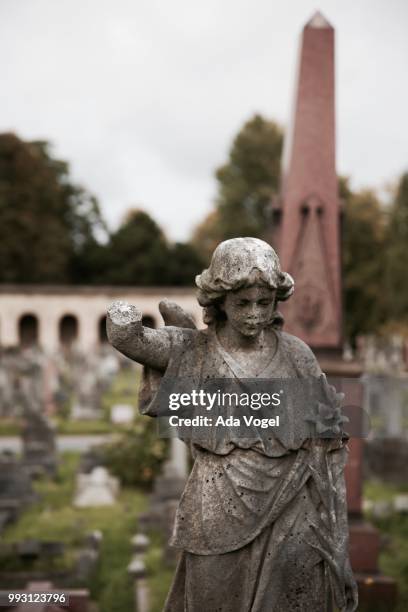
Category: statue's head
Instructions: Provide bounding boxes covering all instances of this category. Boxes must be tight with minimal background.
[196,237,294,331]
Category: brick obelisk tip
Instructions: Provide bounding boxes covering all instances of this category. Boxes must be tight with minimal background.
[276,11,341,350]
[306,10,333,29]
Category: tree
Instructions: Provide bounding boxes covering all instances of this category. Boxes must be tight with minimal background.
[191,210,223,265]
[104,209,204,286]
[104,209,170,285]
[384,173,408,328]
[0,133,105,283]
[166,242,204,285]
[341,179,387,342]
[193,114,283,261]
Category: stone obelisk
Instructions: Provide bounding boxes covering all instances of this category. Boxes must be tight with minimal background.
[270,12,398,609]
[274,11,341,351]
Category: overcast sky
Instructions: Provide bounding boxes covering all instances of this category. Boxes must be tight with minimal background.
[1,0,407,240]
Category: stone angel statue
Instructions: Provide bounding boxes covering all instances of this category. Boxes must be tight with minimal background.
[107,237,358,612]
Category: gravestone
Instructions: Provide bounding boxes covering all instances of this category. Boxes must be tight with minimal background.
[97,346,120,389]
[0,452,36,531]
[21,409,57,478]
[16,354,57,478]
[73,467,119,507]
[363,373,408,439]
[110,403,134,425]
[56,351,103,421]
[0,350,16,417]
[70,356,101,420]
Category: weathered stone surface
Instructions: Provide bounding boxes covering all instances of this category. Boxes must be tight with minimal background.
[273,12,341,349]
[107,237,357,611]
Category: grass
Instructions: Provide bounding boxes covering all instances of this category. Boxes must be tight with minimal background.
[0,365,175,610]
[364,479,408,612]
[1,451,150,612]
[0,418,22,436]
[145,532,175,612]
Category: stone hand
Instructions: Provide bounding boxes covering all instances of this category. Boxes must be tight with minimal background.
[106,300,143,344]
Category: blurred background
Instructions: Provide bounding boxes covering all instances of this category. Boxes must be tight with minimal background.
[0,1,408,611]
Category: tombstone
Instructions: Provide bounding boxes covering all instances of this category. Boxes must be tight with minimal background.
[78,448,105,474]
[128,534,150,612]
[394,494,408,514]
[16,539,41,562]
[6,349,58,477]
[57,351,103,421]
[84,530,103,551]
[75,549,99,583]
[0,350,16,418]
[74,531,103,583]
[0,452,36,530]
[73,467,119,507]
[97,346,120,389]
[40,541,65,561]
[363,372,408,439]
[110,403,134,425]
[21,408,57,478]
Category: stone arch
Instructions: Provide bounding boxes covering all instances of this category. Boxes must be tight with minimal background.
[99,315,108,343]
[19,313,39,348]
[59,314,79,348]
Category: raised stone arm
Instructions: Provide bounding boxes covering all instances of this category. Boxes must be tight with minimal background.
[106,300,171,371]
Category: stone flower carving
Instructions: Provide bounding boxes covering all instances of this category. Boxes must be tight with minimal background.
[306,382,349,437]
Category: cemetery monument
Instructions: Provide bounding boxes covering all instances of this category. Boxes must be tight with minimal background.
[107,237,358,612]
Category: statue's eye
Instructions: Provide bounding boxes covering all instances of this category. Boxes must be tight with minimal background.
[258,300,272,306]
[237,300,249,307]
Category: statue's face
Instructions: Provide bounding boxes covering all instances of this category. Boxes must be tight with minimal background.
[221,285,276,338]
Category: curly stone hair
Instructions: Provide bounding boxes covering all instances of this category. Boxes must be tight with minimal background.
[195,237,294,326]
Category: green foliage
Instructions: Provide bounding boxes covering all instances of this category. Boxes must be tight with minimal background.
[100,364,168,488]
[101,420,168,488]
[0,418,21,436]
[0,133,106,283]
[0,133,202,286]
[2,451,148,611]
[341,179,387,342]
[385,173,408,326]
[216,114,283,236]
[145,532,175,612]
[101,209,204,286]
[193,114,283,261]
[166,241,205,285]
[364,479,408,612]
[104,210,170,285]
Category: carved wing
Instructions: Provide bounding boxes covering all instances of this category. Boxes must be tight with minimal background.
[158,299,197,329]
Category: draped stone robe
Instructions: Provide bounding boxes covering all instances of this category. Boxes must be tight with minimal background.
[141,325,353,612]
